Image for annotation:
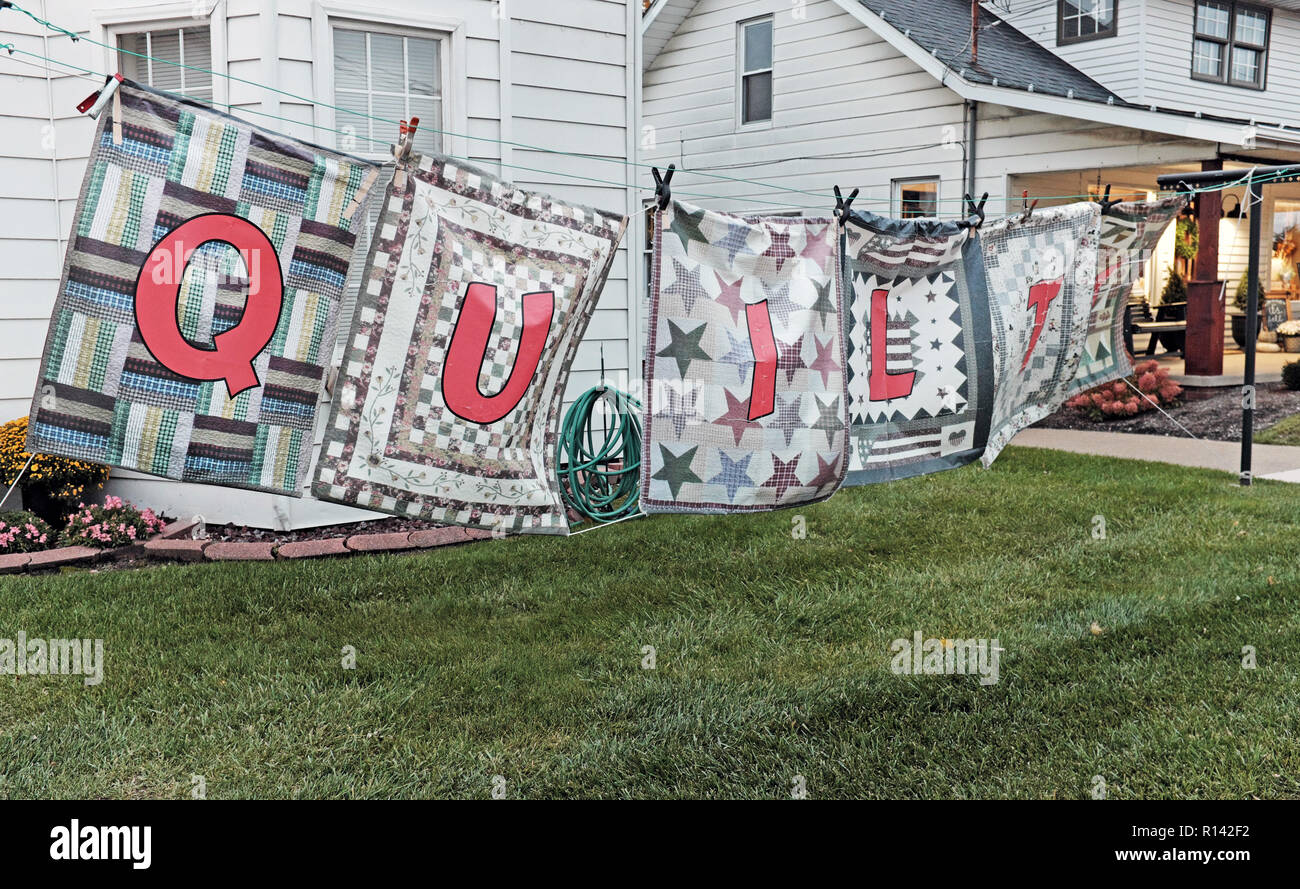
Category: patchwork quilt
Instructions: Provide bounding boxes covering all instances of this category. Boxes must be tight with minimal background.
[313,153,627,535]
[981,202,1102,466]
[26,80,379,495]
[842,211,993,484]
[640,199,848,513]
[1068,196,1187,396]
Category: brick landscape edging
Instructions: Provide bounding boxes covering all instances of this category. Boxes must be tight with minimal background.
[1,524,488,574]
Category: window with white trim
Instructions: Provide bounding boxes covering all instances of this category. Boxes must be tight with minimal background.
[892,178,939,219]
[1192,1,1269,89]
[332,25,444,157]
[330,24,447,353]
[117,26,213,101]
[1058,0,1117,44]
[738,16,773,126]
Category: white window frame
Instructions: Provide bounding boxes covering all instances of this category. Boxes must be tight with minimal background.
[93,2,230,108]
[312,1,467,160]
[891,177,941,219]
[736,15,774,130]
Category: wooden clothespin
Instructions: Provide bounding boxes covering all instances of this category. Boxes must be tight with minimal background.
[76,73,125,145]
[652,164,675,211]
[959,192,988,230]
[391,117,420,190]
[1019,189,1038,222]
[833,185,859,225]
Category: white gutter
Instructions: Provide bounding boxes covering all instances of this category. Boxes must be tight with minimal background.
[832,0,1256,148]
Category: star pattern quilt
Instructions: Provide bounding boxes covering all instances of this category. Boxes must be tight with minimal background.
[981,202,1101,466]
[313,153,627,535]
[842,211,993,484]
[1068,196,1187,396]
[26,80,379,495]
[640,199,848,513]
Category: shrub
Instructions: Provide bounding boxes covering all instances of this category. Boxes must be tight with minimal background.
[1161,268,1186,304]
[60,496,166,549]
[0,417,109,510]
[1064,360,1183,421]
[0,511,55,555]
[1283,361,1300,391]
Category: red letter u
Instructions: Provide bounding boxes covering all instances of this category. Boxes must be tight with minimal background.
[441,282,555,424]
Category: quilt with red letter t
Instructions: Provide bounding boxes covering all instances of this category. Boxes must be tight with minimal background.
[313,153,627,535]
[640,199,848,513]
[981,202,1101,465]
[841,211,994,484]
[1067,196,1187,396]
[25,80,380,495]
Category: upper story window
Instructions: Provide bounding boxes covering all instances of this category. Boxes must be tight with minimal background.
[738,16,773,126]
[1058,0,1117,44]
[1192,1,1270,89]
[117,26,213,102]
[893,178,939,219]
[332,25,444,157]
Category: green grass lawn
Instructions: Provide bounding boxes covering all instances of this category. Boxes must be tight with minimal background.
[1258,414,1300,446]
[2,447,1298,799]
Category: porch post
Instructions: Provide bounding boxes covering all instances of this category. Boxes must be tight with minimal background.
[1185,159,1224,376]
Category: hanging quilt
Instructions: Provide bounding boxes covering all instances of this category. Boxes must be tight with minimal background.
[841,211,993,484]
[640,200,848,514]
[313,153,627,536]
[1067,196,1188,396]
[981,202,1102,466]
[26,80,379,495]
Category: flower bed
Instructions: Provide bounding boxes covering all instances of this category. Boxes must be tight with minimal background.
[60,496,166,548]
[0,511,54,555]
[1063,360,1182,420]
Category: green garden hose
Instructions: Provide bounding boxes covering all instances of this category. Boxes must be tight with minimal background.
[557,385,642,522]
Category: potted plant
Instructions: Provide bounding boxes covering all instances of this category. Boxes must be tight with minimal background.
[0,417,108,528]
[1277,320,1300,353]
[1230,273,1266,349]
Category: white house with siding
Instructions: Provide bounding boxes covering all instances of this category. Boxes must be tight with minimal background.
[639,0,1300,367]
[0,0,641,528]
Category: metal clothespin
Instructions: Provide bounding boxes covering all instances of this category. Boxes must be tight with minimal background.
[652,164,675,211]
[959,192,988,230]
[1098,183,1122,215]
[1019,189,1038,222]
[833,185,859,225]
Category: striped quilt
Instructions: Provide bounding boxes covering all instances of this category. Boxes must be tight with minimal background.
[26,80,379,495]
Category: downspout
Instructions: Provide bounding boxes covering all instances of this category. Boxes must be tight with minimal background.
[965,100,978,199]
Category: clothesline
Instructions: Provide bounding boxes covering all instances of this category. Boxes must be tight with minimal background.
[0,0,1291,215]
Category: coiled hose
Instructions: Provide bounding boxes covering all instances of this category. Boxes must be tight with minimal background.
[557,385,642,522]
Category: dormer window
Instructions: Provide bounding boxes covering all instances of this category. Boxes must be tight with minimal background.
[1192,1,1269,90]
[1058,0,1117,45]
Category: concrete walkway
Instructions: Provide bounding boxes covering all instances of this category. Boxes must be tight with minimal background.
[1012,428,1300,483]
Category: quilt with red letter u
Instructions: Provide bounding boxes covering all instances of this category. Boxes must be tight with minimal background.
[640,199,848,513]
[25,80,380,495]
[313,153,627,536]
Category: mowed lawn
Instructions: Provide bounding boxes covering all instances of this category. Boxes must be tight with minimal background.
[2,447,1298,799]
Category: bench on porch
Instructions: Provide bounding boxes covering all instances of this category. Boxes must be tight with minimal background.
[1125,298,1186,356]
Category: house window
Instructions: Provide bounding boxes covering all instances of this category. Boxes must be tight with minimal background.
[738,16,773,126]
[1058,0,1117,44]
[1192,1,1269,89]
[117,27,213,102]
[332,26,444,156]
[892,178,939,219]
